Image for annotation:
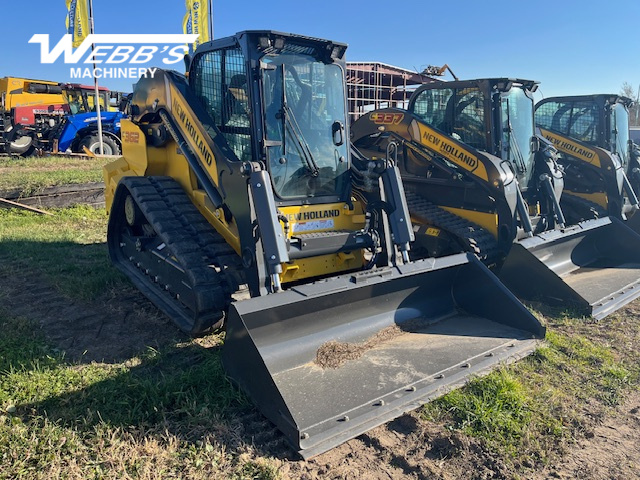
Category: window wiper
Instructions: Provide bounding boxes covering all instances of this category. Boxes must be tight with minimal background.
[508,122,527,174]
[282,101,320,177]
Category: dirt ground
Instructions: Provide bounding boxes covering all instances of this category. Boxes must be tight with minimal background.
[531,390,640,480]
[1,267,639,479]
[0,263,185,364]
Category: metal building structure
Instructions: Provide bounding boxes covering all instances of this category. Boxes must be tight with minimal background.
[346,62,441,123]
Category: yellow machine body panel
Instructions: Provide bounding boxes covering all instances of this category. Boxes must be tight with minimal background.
[440,206,499,237]
[167,81,220,184]
[0,77,65,109]
[566,192,609,210]
[281,202,365,236]
[409,120,489,182]
[539,128,601,168]
[104,120,149,211]
[278,202,366,282]
[365,111,490,182]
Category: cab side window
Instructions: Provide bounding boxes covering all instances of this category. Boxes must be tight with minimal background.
[191,48,252,161]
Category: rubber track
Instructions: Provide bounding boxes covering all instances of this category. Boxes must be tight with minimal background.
[561,193,607,222]
[404,191,503,265]
[122,176,244,333]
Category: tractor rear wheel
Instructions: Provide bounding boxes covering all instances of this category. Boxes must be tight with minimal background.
[10,135,35,156]
[79,134,121,156]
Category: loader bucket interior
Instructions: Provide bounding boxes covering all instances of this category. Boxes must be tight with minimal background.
[222,253,544,459]
[499,217,640,319]
[624,212,640,235]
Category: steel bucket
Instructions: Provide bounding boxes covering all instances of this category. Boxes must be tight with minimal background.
[499,217,640,319]
[222,253,544,458]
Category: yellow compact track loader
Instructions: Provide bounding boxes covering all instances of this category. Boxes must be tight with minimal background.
[103,33,544,458]
[535,94,640,227]
[351,78,640,319]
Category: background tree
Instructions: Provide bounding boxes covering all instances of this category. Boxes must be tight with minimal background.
[621,82,639,126]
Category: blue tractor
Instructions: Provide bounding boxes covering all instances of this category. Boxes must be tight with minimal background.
[54,84,126,155]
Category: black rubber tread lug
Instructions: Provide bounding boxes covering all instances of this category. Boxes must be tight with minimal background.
[182,213,208,224]
[560,193,607,221]
[153,220,185,234]
[405,191,502,265]
[111,176,244,335]
[144,210,175,222]
[129,185,158,195]
[141,200,169,213]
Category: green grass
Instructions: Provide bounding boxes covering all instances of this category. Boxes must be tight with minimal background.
[421,323,640,465]
[0,156,110,196]
[0,315,275,480]
[0,206,281,479]
[0,314,239,430]
[0,205,125,299]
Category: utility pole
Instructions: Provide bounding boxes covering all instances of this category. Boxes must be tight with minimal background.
[88,0,104,155]
[209,0,214,40]
[635,85,640,125]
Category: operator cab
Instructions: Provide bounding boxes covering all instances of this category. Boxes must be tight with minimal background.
[535,94,634,170]
[63,84,111,114]
[188,31,350,206]
[410,78,540,191]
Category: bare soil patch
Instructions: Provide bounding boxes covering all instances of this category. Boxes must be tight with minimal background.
[0,263,184,363]
[531,389,640,480]
[282,388,640,480]
[0,182,105,209]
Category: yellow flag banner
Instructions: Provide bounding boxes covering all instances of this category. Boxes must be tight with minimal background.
[184,0,210,53]
[65,0,90,48]
[182,1,193,54]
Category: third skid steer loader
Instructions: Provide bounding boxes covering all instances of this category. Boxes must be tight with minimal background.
[102,32,544,458]
[535,94,640,229]
[351,78,640,319]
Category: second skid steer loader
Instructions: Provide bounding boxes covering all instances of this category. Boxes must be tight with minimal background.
[535,94,640,227]
[103,33,544,458]
[351,78,640,319]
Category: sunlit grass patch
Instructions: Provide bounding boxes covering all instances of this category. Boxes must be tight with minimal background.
[0,155,110,196]
[0,311,272,480]
[421,328,639,463]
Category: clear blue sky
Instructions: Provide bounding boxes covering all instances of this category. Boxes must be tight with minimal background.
[3,0,640,103]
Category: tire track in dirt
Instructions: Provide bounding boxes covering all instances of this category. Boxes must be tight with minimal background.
[0,260,186,363]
